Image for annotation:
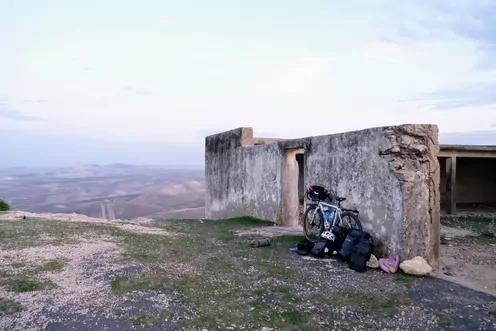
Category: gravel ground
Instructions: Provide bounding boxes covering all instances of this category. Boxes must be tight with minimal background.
[0,217,495,331]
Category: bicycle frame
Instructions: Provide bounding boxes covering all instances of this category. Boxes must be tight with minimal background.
[308,200,343,229]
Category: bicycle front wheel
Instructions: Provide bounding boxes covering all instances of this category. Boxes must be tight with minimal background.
[338,211,362,231]
[303,205,324,243]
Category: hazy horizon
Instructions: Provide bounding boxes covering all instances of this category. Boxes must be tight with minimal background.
[1,127,495,169]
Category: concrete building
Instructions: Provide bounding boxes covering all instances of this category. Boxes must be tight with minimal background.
[439,145,496,215]
[205,125,440,268]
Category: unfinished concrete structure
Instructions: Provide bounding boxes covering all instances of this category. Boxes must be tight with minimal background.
[439,145,496,215]
[205,124,440,267]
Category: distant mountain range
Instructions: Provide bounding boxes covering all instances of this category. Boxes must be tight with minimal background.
[0,164,205,220]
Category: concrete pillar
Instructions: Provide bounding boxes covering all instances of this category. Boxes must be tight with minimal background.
[281,149,304,226]
[446,156,457,214]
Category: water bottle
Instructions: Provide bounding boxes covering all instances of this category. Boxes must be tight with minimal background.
[328,210,336,223]
[322,206,329,220]
[322,207,331,230]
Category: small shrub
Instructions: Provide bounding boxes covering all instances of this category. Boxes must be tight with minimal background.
[0,199,10,212]
[484,220,496,237]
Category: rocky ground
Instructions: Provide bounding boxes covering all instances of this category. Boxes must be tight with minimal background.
[0,213,495,331]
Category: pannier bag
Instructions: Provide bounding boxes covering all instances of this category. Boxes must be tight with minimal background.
[338,229,372,262]
[329,225,348,252]
[310,237,332,258]
[296,238,315,256]
[348,239,375,272]
[307,185,328,201]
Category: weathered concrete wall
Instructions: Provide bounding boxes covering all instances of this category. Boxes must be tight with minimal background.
[301,125,439,267]
[205,128,247,219]
[205,128,283,222]
[439,157,496,205]
[205,124,440,267]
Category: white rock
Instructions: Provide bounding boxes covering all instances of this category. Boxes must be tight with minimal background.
[366,254,379,269]
[399,256,432,276]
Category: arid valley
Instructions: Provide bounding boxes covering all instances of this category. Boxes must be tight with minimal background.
[0,165,205,220]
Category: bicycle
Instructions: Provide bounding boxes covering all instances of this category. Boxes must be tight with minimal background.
[303,185,362,243]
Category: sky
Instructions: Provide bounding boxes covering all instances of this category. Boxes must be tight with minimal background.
[1,0,496,167]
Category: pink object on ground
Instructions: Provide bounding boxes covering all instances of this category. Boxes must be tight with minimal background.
[379,253,400,274]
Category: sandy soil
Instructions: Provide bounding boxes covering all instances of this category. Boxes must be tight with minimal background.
[437,225,496,296]
[0,238,123,331]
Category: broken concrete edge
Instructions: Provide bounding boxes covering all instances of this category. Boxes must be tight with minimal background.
[378,124,441,270]
[205,124,441,270]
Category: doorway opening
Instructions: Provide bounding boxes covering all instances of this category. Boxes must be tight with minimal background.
[281,148,305,226]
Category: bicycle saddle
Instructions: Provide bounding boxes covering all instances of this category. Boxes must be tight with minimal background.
[335,197,346,202]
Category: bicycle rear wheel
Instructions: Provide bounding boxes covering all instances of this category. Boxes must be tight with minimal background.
[303,205,324,243]
[338,211,362,231]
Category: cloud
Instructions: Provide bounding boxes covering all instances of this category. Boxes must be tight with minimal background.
[154,18,177,26]
[384,1,496,69]
[0,100,44,122]
[363,41,428,64]
[123,85,153,96]
[255,56,335,95]
[440,130,496,145]
[23,99,48,104]
[448,4,496,70]
[413,82,496,110]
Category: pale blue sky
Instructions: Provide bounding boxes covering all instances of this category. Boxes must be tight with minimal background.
[1,0,496,167]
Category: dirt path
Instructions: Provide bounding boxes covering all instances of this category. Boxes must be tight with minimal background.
[437,224,496,297]
[100,202,108,220]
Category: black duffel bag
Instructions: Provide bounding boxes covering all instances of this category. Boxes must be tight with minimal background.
[338,229,372,262]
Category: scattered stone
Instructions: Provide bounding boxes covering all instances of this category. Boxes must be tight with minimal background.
[372,240,389,258]
[440,235,451,245]
[400,256,433,276]
[366,254,379,269]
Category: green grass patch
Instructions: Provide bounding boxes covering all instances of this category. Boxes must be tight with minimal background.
[315,291,413,318]
[111,272,170,295]
[358,292,412,317]
[0,220,127,250]
[0,266,56,293]
[39,260,66,272]
[253,259,295,277]
[436,313,454,326]
[270,310,312,327]
[10,262,26,269]
[127,309,171,325]
[4,277,54,293]
[469,234,496,245]
[441,215,496,234]
[394,272,420,288]
[0,298,23,316]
